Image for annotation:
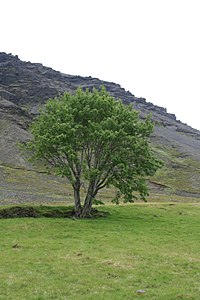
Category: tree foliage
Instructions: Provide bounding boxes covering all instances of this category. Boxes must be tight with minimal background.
[27,87,162,217]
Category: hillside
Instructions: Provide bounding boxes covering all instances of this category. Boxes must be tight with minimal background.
[1,52,200,204]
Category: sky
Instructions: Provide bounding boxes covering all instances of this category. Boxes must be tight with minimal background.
[1,0,200,130]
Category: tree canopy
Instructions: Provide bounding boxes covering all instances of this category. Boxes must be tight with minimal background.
[27,87,162,217]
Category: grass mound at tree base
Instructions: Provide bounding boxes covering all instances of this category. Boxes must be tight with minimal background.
[0,205,110,219]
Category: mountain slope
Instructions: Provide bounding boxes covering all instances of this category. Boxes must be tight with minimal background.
[1,52,200,203]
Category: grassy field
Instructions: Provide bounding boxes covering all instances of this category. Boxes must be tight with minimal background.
[0,203,200,299]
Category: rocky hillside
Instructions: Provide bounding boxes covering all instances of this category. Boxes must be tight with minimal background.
[1,52,200,203]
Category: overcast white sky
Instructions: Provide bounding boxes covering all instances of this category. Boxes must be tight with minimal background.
[1,0,200,130]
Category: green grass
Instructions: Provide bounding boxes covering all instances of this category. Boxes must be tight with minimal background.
[0,203,200,299]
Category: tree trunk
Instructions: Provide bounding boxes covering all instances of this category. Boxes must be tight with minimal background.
[81,195,93,217]
[81,181,97,217]
[73,185,82,217]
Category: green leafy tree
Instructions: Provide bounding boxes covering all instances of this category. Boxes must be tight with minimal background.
[27,87,162,217]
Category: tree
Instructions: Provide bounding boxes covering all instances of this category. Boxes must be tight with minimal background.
[27,87,162,217]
